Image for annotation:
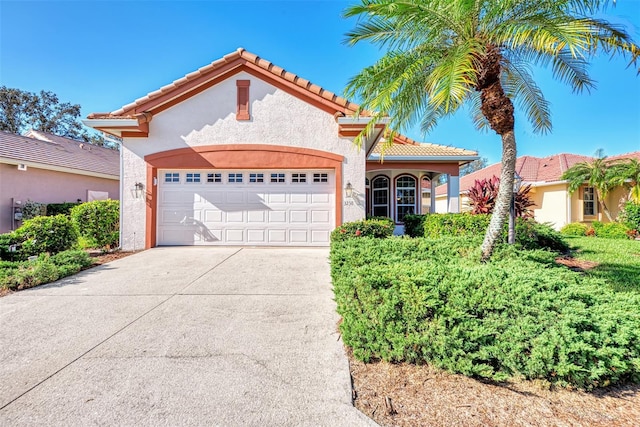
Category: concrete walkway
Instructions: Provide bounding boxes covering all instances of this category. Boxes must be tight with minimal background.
[0,248,376,426]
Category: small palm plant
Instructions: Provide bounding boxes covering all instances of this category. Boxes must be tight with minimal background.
[467,176,535,218]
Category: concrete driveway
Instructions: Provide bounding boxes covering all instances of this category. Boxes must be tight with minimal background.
[0,247,376,426]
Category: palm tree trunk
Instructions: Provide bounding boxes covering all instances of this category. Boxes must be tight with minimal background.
[481,130,516,261]
[597,192,613,222]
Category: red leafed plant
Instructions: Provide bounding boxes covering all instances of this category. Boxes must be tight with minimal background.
[467,175,535,218]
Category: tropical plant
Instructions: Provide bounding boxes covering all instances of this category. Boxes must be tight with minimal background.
[612,158,640,203]
[343,0,639,260]
[562,155,623,221]
[466,176,535,217]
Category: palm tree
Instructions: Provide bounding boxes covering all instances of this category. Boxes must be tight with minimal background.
[562,155,621,221]
[343,0,639,260]
[613,158,640,203]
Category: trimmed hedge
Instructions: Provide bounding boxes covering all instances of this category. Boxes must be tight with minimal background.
[331,237,640,389]
[402,213,567,252]
[46,202,81,216]
[71,200,120,249]
[620,202,640,232]
[561,222,589,236]
[331,217,394,241]
[592,221,631,239]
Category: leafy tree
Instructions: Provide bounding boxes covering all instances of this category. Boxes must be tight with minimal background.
[562,154,622,221]
[343,0,638,260]
[0,86,113,148]
[460,157,488,177]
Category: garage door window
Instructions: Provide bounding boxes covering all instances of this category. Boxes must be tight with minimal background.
[164,172,180,183]
[229,173,243,183]
[207,173,222,183]
[313,173,328,183]
[186,173,201,183]
[292,173,307,183]
[250,173,265,183]
[271,173,286,183]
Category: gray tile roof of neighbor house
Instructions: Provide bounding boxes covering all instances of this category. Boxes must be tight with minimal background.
[0,130,119,178]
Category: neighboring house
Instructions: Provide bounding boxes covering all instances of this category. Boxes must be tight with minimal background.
[0,130,120,233]
[84,48,477,250]
[434,152,640,230]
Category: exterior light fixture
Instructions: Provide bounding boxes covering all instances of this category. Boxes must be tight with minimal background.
[132,182,145,199]
[508,172,523,244]
[345,182,354,198]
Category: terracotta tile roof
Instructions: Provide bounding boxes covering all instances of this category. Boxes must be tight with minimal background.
[608,151,640,162]
[433,152,636,196]
[89,48,361,119]
[0,131,119,177]
[370,138,478,158]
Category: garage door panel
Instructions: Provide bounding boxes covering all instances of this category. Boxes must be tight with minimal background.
[158,169,334,246]
[290,211,308,223]
[311,193,330,203]
[311,210,330,223]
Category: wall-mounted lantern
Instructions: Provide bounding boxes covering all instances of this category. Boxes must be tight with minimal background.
[345,182,354,198]
[132,182,145,199]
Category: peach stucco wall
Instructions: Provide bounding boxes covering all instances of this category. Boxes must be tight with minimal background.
[0,163,119,233]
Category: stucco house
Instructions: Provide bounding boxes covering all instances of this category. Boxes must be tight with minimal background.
[0,130,120,233]
[434,152,640,229]
[84,48,477,250]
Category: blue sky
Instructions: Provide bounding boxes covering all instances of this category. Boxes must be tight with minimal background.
[1,0,638,165]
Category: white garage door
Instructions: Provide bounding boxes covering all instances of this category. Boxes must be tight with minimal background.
[157,169,335,246]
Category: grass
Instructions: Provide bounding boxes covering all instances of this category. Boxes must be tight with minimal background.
[567,236,640,293]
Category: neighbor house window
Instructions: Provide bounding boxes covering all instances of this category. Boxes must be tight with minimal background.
[372,175,389,218]
[396,175,416,222]
[584,186,596,216]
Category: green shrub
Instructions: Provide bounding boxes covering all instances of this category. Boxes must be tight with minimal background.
[0,260,20,289]
[417,213,568,252]
[6,254,60,290]
[515,219,569,252]
[13,215,78,258]
[71,200,120,249]
[46,202,81,216]
[423,213,491,238]
[50,250,93,276]
[0,232,21,261]
[331,237,640,389]
[619,202,640,233]
[561,222,589,236]
[331,217,395,242]
[402,214,426,238]
[592,221,630,239]
[21,200,47,220]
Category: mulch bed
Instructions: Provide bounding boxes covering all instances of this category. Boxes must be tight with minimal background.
[349,352,640,427]
[555,255,599,272]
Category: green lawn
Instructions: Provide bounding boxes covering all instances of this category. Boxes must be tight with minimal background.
[567,236,640,293]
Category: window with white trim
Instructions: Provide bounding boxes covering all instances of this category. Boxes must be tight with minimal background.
[207,173,222,183]
[270,173,285,183]
[228,173,243,183]
[164,172,180,183]
[291,173,307,183]
[396,175,416,222]
[186,173,201,183]
[584,186,596,216]
[372,175,389,218]
[250,173,264,183]
[313,173,328,183]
